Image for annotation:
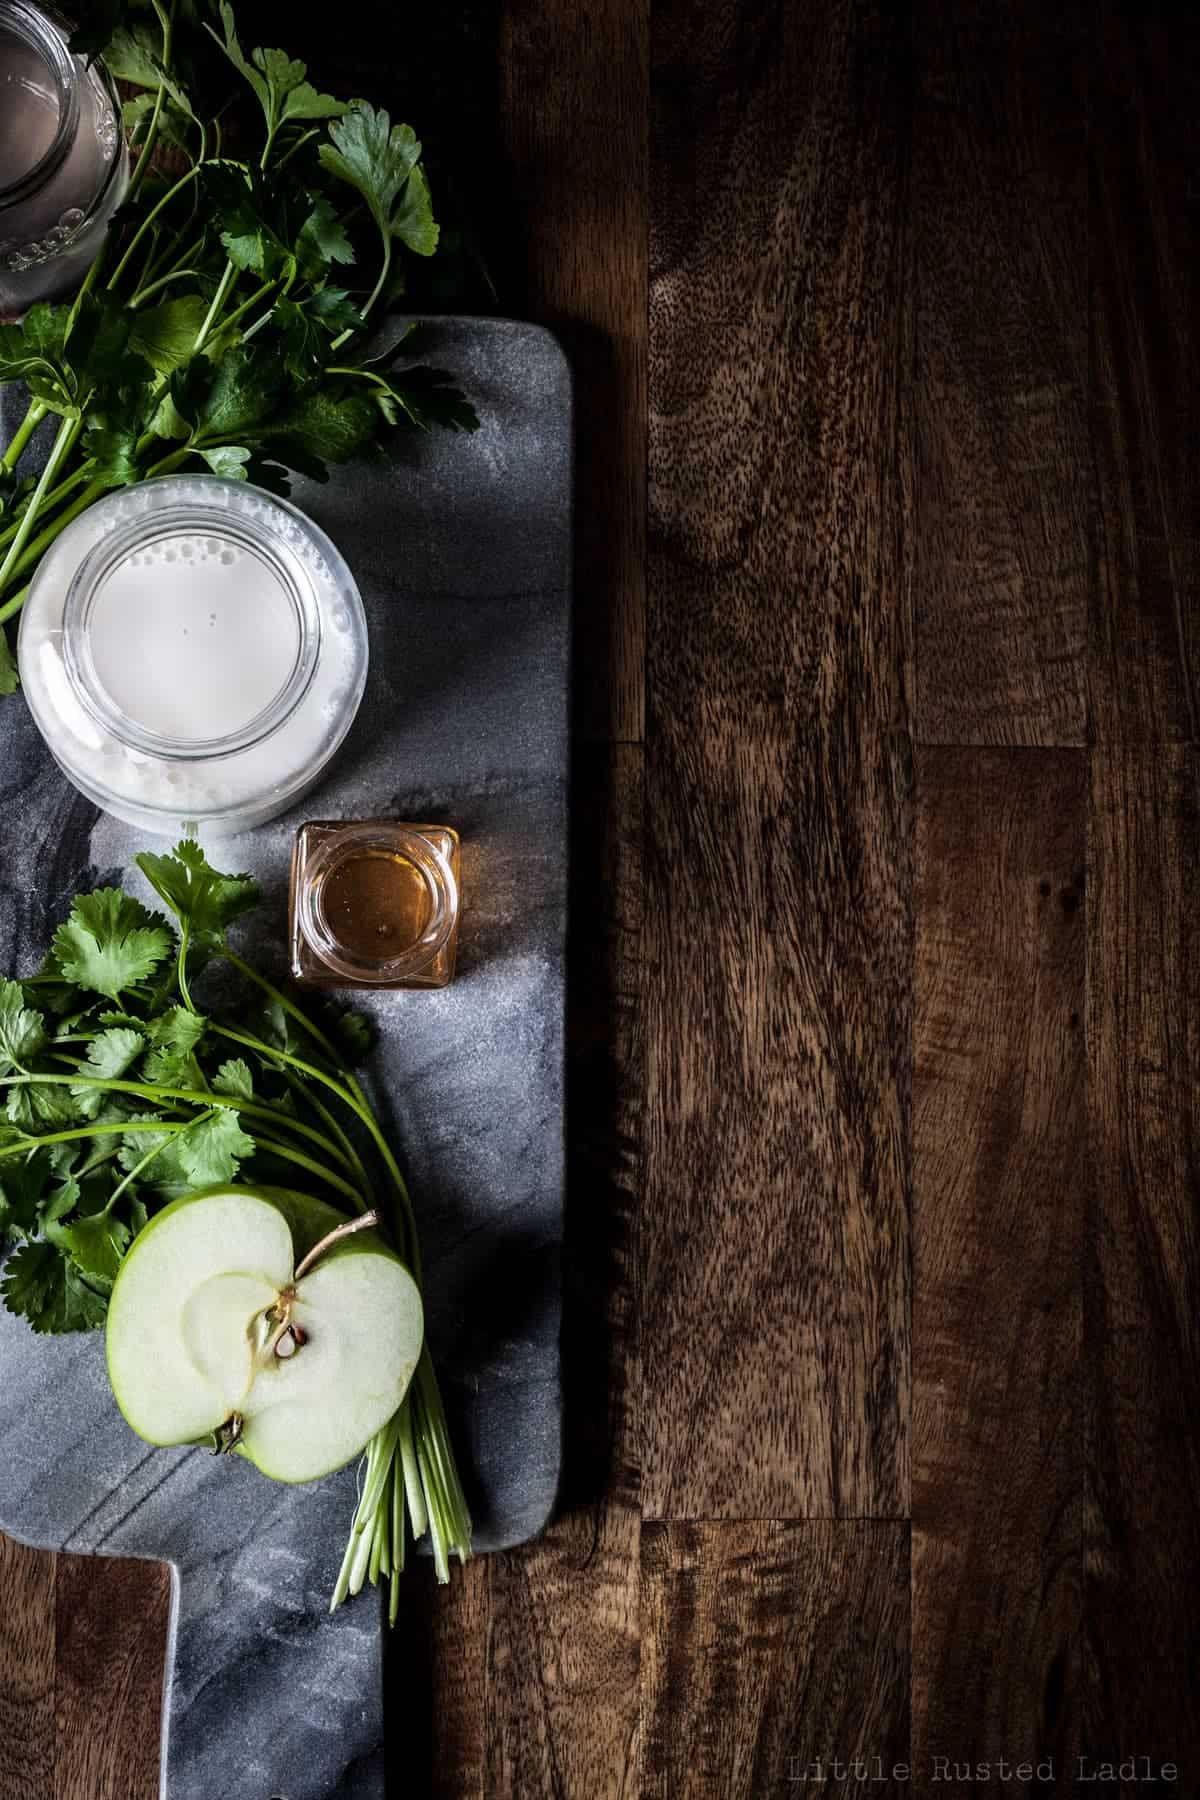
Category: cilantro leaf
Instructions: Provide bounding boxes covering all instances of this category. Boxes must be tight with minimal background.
[0,1147,53,1238]
[118,1107,254,1196]
[319,106,436,256]
[52,888,174,999]
[0,1239,108,1333]
[136,840,259,958]
[6,1080,83,1132]
[129,296,210,375]
[323,1003,376,1065]
[47,1204,131,1292]
[69,1026,145,1119]
[0,977,47,1072]
[214,1058,254,1100]
[143,1006,207,1086]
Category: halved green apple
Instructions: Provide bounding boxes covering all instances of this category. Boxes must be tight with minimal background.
[105,1185,423,1483]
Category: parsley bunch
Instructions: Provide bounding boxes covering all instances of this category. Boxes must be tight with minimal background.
[0,839,471,1614]
[0,0,478,694]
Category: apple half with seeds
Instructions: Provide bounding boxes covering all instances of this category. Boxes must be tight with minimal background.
[106,1185,423,1483]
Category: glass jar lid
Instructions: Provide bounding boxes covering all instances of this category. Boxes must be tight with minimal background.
[62,500,324,760]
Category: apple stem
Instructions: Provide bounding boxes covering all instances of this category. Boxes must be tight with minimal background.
[293,1210,381,1283]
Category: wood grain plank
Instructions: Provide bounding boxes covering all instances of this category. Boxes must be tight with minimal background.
[1085,747,1200,1779]
[0,1533,55,1800]
[640,1521,910,1798]
[915,0,1087,746]
[497,0,648,744]
[912,747,1083,1792]
[644,0,912,1519]
[52,1555,169,1800]
[388,1559,491,1800]
[1090,5,1200,744]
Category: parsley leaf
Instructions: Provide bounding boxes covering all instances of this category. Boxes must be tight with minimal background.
[208,4,346,140]
[136,840,259,958]
[319,106,437,257]
[1,1239,108,1333]
[70,1027,146,1119]
[52,888,174,999]
[129,296,210,375]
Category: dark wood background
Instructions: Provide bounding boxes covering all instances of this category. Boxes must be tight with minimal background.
[4,0,1200,1793]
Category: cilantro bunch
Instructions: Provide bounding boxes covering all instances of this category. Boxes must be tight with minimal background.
[0,0,478,694]
[0,839,471,1614]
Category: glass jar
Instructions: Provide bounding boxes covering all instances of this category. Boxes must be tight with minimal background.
[18,475,370,835]
[289,821,461,990]
[0,0,127,316]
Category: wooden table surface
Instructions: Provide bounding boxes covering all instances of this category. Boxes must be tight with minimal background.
[3,0,1199,1794]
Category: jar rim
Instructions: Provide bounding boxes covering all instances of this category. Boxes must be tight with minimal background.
[61,487,325,762]
[0,1,79,211]
[298,824,459,984]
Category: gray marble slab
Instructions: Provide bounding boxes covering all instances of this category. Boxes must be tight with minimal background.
[0,317,571,1799]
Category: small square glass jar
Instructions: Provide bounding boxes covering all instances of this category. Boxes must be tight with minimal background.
[289,821,461,990]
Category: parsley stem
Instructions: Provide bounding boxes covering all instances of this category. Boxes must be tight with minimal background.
[0,474,107,619]
[0,416,77,598]
[108,164,201,294]
[193,260,237,354]
[123,0,176,211]
[0,401,45,474]
[0,465,93,558]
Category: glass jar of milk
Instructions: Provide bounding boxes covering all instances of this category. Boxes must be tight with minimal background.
[0,0,127,316]
[18,477,370,835]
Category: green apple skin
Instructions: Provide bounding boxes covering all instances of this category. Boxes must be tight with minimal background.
[105,1185,423,1484]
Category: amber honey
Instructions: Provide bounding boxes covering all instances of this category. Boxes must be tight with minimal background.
[289,821,461,990]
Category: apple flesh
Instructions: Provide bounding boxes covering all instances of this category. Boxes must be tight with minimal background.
[105,1185,423,1483]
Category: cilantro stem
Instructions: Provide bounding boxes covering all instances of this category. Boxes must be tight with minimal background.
[282,1067,374,1206]
[0,1072,356,1173]
[249,1135,366,1208]
[107,1107,214,1205]
[0,1119,191,1160]
[209,1015,420,1276]
[0,416,77,598]
[0,401,45,474]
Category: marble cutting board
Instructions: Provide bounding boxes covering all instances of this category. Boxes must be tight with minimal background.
[0,317,571,1799]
